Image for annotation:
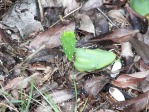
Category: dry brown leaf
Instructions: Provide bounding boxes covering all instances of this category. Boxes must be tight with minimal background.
[29,22,75,50]
[143,28,149,46]
[29,48,63,63]
[128,70,149,78]
[4,72,42,90]
[112,91,149,112]
[2,0,43,38]
[41,67,58,83]
[138,80,149,92]
[11,89,20,100]
[59,101,75,112]
[33,82,58,98]
[108,10,130,26]
[125,4,148,34]
[35,100,52,112]
[0,29,9,42]
[90,28,139,43]
[84,76,109,97]
[93,14,109,35]
[81,0,103,11]
[77,13,95,34]
[130,38,149,65]
[140,60,149,72]
[96,109,115,112]
[48,90,74,104]
[40,0,79,14]
[62,0,79,14]
[4,77,25,90]
[0,75,4,82]
[35,106,52,112]
[112,71,149,88]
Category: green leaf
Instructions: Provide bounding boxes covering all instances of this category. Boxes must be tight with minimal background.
[130,0,149,19]
[74,48,116,72]
[60,31,76,61]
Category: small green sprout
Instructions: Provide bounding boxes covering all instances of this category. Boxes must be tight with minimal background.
[60,31,76,61]
[60,31,116,72]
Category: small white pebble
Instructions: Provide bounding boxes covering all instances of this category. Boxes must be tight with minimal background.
[109,87,125,101]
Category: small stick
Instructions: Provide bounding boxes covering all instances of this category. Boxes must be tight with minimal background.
[50,4,82,28]
[97,8,119,28]
[0,102,19,112]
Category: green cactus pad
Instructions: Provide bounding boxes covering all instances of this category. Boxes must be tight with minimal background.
[130,0,149,20]
[60,31,76,61]
[74,48,116,72]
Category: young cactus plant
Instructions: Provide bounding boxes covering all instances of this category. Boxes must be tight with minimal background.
[60,31,76,61]
[60,31,116,72]
[74,48,116,72]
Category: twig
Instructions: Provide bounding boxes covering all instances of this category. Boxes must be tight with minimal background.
[0,102,19,112]
[8,44,45,73]
[50,4,82,28]
[97,8,119,28]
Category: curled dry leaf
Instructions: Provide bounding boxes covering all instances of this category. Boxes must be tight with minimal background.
[108,10,130,26]
[125,4,148,34]
[103,0,127,8]
[84,76,109,97]
[4,72,42,90]
[0,75,4,82]
[143,27,149,46]
[35,100,52,112]
[87,9,109,35]
[29,22,75,50]
[59,101,75,112]
[90,28,139,43]
[138,80,149,93]
[139,60,149,71]
[0,68,5,81]
[77,13,95,34]
[130,38,149,65]
[0,52,16,68]
[0,29,9,43]
[2,0,43,38]
[11,89,20,100]
[109,87,125,101]
[112,91,149,112]
[33,82,58,98]
[35,106,52,112]
[96,109,115,112]
[81,0,103,11]
[112,70,149,88]
[93,13,109,35]
[41,67,58,83]
[4,77,25,90]
[43,7,64,27]
[40,0,79,14]
[48,90,74,104]
[29,48,63,63]
[61,0,79,14]
[35,100,74,112]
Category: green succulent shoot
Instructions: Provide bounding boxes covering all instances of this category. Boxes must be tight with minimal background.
[60,31,116,72]
[130,0,149,20]
[74,48,116,72]
[60,31,76,61]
